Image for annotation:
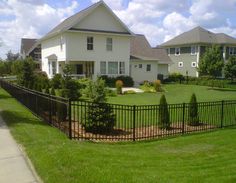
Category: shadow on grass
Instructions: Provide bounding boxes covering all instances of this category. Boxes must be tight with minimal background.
[0,93,14,99]
[207,87,236,92]
[0,110,49,128]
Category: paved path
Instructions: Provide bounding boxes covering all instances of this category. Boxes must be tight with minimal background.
[0,114,39,183]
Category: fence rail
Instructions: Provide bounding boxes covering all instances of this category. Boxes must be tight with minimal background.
[1,79,236,142]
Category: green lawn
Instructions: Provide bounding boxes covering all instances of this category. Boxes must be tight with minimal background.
[108,84,236,105]
[1,88,236,182]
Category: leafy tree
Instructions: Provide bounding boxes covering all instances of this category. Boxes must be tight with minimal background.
[85,78,116,133]
[17,57,35,87]
[188,93,199,126]
[158,95,170,129]
[224,56,236,81]
[198,45,224,78]
[6,50,20,62]
[61,64,81,100]
[51,74,62,89]
[11,61,23,75]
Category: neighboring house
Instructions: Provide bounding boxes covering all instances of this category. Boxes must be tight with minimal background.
[161,26,236,77]
[20,38,41,61]
[37,1,133,79]
[20,38,41,69]
[130,34,172,83]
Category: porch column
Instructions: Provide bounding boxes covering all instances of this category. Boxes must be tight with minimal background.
[93,61,98,80]
[223,46,226,62]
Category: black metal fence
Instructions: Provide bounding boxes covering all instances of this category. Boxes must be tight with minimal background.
[1,79,236,142]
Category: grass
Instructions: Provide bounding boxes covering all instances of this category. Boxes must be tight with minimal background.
[108,84,236,105]
[1,88,236,182]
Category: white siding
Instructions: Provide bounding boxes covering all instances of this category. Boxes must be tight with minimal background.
[41,34,66,78]
[158,64,169,77]
[65,32,130,76]
[131,60,158,83]
[73,5,128,33]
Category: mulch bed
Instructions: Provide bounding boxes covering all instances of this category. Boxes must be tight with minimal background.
[58,121,217,142]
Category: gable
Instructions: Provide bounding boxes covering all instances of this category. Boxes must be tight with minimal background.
[73,5,128,33]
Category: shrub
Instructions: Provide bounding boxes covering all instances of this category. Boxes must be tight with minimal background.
[116,76,134,87]
[168,73,184,83]
[57,91,67,122]
[35,71,50,89]
[84,78,116,133]
[50,87,56,96]
[158,95,170,129]
[85,103,115,134]
[44,86,50,94]
[157,74,164,82]
[140,81,155,93]
[153,80,162,92]
[51,74,62,89]
[105,88,117,97]
[50,87,56,115]
[61,78,81,100]
[188,93,199,126]
[100,75,134,87]
[116,80,123,94]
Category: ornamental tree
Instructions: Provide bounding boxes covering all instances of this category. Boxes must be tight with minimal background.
[224,56,236,81]
[198,45,224,78]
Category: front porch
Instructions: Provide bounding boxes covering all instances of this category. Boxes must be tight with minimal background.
[59,61,95,79]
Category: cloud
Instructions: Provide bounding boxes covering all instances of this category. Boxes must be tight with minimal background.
[0,0,78,59]
[91,0,124,10]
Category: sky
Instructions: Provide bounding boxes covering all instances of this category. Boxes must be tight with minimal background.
[0,0,236,59]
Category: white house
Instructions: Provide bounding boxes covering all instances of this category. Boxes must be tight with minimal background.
[130,35,172,83]
[30,0,171,83]
[38,1,133,79]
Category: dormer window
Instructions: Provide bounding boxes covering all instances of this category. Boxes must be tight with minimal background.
[87,37,93,50]
[175,47,180,56]
[106,38,112,51]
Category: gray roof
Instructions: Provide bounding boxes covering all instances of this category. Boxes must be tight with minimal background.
[40,0,132,41]
[161,26,236,47]
[20,38,37,55]
[130,34,172,64]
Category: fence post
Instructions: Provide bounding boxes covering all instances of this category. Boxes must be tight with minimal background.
[221,100,224,128]
[49,94,52,124]
[68,98,72,139]
[182,103,185,134]
[133,105,136,141]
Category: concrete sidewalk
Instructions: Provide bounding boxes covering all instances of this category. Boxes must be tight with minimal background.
[0,115,39,183]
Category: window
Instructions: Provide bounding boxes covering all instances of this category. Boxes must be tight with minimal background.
[175,47,180,55]
[52,61,56,75]
[87,37,93,50]
[119,62,125,74]
[139,64,142,68]
[167,48,170,55]
[146,64,151,72]
[48,61,56,75]
[178,62,183,67]
[191,45,197,55]
[100,61,106,75]
[106,38,112,51]
[108,62,118,74]
[229,47,236,55]
[191,62,197,67]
